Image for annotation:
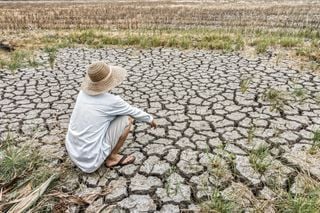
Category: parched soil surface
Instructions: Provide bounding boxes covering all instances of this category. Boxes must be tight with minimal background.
[1,48,320,211]
[1,0,320,30]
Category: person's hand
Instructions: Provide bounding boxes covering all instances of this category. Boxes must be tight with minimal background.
[150,119,157,129]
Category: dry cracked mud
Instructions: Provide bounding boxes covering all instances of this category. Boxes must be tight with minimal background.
[1,47,320,212]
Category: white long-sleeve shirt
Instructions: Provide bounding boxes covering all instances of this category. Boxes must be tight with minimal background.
[66,90,153,173]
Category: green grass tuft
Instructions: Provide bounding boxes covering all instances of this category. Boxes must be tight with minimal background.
[44,46,58,69]
[249,145,270,173]
[0,144,41,185]
[240,77,251,93]
[201,190,235,213]
[279,37,302,48]
[275,188,320,213]
[263,88,286,112]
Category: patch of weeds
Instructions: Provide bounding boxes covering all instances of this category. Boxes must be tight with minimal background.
[0,50,40,71]
[251,37,276,54]
[255,41,269,53]
[28,55,41,67]
[1,50,30,71]
[44,46,58,69]
[200,190,235,213]
[249,145,270,173]
[309,129,320,155]
[31,166,54,188]
[279,37,302,48]
[165,180,181,198]
[292,87,307,102]
[0,58,8,68]
[7,50,29,71]
[296,47,319,63]
[0,143,41,185]
[247,124,256,143]
[275,188,320,213]
[263,88,286,112]
[275,52,284,65]
[210,156,228,179]
[309,61,320,72]
[164,166,179,196]
[240,76,251,93]
[202,33,234,52]
[234,35,245,51]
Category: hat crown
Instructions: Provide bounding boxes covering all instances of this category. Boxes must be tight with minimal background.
[88,62,110,82]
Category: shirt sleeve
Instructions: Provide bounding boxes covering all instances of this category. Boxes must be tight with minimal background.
[109,96,153,123]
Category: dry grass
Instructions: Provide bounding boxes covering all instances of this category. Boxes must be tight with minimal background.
[0,0,319,72]
[0,1,319,30]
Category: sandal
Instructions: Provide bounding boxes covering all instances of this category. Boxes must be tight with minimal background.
[106,154,135,168]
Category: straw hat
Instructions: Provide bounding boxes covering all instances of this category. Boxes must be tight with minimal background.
[81,61,127,96]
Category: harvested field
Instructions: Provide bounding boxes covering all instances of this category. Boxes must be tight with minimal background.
[0,0,320,30]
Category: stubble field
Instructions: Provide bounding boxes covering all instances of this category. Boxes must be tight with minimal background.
[1,0,320,30]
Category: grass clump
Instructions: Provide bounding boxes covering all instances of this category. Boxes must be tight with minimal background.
[292,87,308,101]
[247,124,256,143]
[251,37,276,54]
[263,88,286,112]
[309,129,320,155]
[44,46,58,69]
[275,189,320,213]
[0,136,58,212]
[0,143,41,185]
[255,40,269,54]
[249,145,270,173]
[279,37,302,48]
[201,190,235,213]
[0,50,40,72]
[210,156,230,180]
[240,77,251,93]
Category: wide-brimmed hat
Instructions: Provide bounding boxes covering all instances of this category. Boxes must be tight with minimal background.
[81,61,127,96]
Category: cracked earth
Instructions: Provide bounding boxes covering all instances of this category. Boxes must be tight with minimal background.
[1,47,320,212]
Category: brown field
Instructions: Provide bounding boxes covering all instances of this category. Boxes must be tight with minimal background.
[0,0,319,73]
[0,0,320,30]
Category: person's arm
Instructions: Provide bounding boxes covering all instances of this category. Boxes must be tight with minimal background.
[110,96,154,124]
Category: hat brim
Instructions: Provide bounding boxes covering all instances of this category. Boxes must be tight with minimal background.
[81,65,127,96]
